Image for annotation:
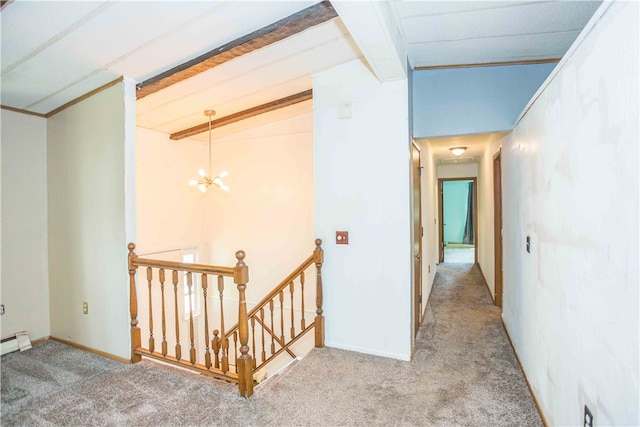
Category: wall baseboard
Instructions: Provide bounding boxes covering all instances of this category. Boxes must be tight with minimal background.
[422,273,437,320]
[477,264,495,302]
[49,336,131,364]
[31,336,49,346]
[501,321,549,427]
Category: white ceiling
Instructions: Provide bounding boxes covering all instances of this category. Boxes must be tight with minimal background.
[1,0,601,141]
[421,132,509,163]
[394,1,602,68]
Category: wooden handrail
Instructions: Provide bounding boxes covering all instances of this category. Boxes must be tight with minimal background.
[127,239,323,398]
[127,242,251,397]
[225,253,314,338]
[132,257,234,276]
[224,239,324,379]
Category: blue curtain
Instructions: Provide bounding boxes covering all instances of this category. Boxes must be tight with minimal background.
[462,182,474,244]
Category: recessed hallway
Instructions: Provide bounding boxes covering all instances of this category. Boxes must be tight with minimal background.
[2,263,541,426]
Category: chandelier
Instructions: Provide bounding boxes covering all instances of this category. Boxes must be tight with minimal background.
[188,110,229,192]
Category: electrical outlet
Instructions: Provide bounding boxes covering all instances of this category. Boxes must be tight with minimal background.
[584,405,593,427]
[0,304,4,315]
[83,302,88,315]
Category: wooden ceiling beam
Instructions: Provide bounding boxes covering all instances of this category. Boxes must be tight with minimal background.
[170,89,312,140]
[137,1,337,99]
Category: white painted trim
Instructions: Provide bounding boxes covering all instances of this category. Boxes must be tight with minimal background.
[325,341,412,362]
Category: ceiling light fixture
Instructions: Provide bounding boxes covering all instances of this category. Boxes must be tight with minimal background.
[188,110,229,192]
[449,147,467,157]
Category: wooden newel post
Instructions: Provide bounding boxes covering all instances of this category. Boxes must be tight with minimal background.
[128,243,142,363]
[234,250,253,398]
[313,239,325,348]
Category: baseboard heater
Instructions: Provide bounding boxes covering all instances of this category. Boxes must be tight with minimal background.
[1,331,32,356]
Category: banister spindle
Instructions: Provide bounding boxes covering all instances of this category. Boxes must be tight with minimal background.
[269,300,276,355]
[314,239,325,348]
[279,290,285,343]
[290,281,295,339]
[251,317,256,369]
[147,267,155,353]
[202,274,211,369]
[212,330,220,369]
[160,269,168,357]
[128,243,141,363]
[173,270,181,360]
[187,272,196,364]
[260,308,266,363]
[218,276,229,373]
[300,271,306,330]
[233,332,238,372]
[234,250,253,398]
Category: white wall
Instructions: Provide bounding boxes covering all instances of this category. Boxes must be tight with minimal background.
[436,162,478,179]
[502,2,639,424]
[1,110,50,340]
[417,141,438,312]
[136,111,314,305]
[477,133,502,298]
[135,127,207,256]
[314,59,412,360]
[206,112,315,304]
[48,81,136,359]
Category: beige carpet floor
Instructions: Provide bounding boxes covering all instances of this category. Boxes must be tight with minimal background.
[1,263,541,426]
[444,245,475,264]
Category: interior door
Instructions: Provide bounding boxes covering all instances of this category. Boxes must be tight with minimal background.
[438,179,444,263]
[412,143,423,335]
[493,151,503,308]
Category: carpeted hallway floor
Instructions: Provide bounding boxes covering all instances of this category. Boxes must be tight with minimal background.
[1,263,541,426]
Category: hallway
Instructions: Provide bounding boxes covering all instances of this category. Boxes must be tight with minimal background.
[2,263,542,426]
[258,262,543,425]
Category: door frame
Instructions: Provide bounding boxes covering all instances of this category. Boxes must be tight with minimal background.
[438,177,478,264]
[493,150,503,308]
[412,142,423,338]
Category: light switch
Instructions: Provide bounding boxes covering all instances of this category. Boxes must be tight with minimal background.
[336,231,349,245]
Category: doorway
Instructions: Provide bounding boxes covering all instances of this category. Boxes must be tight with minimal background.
[438,178,477,264]
[493,151,503,308]
[412,143,423,337]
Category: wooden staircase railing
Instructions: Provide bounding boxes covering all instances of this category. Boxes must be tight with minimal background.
[127,239,324,398]
[224,239,324,374]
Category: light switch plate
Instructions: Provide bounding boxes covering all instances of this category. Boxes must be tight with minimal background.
[336,231,349,245]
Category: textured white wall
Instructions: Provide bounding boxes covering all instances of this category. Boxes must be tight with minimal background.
[48,81,135,359]
[477,134,503,298]
[314,59,412,360]
[1,110,50,340]
[502,2,639,424]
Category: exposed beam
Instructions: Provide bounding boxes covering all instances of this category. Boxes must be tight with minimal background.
[331,1,407,81]
[137,2,337,99]
[170,89,312,140]
[414,58,561,71]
